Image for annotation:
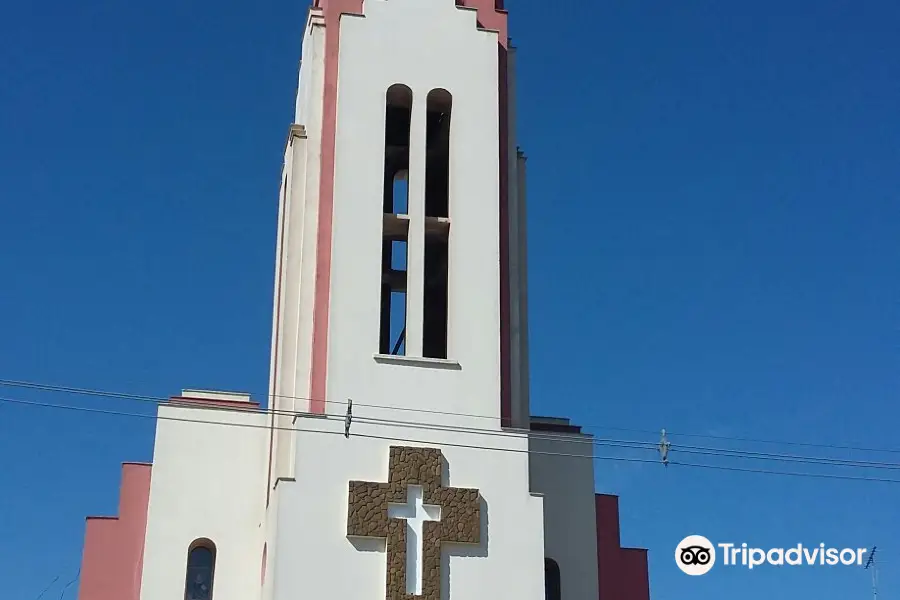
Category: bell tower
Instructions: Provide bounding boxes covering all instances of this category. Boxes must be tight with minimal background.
[266,0,530,490]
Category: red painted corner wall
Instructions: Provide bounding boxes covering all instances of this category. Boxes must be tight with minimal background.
[78,463,152,600]
[595,494,651,600]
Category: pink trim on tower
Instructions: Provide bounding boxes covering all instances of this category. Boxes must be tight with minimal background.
[595,494,650,600]
[309,0,364,414]
[78,463,152,600]
[461,0,509,47]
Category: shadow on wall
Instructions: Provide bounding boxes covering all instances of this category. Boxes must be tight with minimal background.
[442,496,489,598]
[349,536,387,553]
[441,453,489,596]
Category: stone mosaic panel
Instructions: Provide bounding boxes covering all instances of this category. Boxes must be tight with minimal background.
[347,446,481,600]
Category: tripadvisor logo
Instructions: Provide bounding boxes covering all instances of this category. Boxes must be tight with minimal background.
[675,535,869,575]
[676,535,716,576]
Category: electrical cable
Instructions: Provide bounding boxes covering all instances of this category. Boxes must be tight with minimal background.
[3,377,898,457]
[671,443,900,471]
[56,568,80,600]
[0,377,654,449]
[1,378,898,472]
[668,461,900,485]
[32,575,59,600]
[4,393,900,484]
[0,395,661,465]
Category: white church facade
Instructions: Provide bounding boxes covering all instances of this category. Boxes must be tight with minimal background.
[76,2,651,600]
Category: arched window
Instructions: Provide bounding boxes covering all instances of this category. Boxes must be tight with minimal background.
[184,540,216,600]
[383,84,413,215]
[380,84,413,356]
[545,558,561,600]
[422,88,452,360]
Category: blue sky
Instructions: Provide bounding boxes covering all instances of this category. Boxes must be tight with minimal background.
[0,0,898,598]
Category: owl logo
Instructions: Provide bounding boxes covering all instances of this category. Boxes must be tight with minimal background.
[676,535,716,575]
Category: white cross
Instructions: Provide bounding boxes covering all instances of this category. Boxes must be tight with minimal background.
[387,485,442,595]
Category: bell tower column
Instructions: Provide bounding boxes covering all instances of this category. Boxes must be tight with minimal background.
[265,0,533,497]
[263,4,549,600]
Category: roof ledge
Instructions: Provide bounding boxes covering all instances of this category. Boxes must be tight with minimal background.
[529,416,583,434]
[168,389,260,410]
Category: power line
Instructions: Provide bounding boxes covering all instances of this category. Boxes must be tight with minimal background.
[669,461,900,485]
[0,376,898,473]
[672,444,900,471]
[668,430,900,456]
[0,378,657,450]
[4,394,900,485]
[0,395,661,466]
[56,568,80,600]
[3,377,898,457]
[32,575,59,600]
[2,378,899,473]
[350,413,900,472]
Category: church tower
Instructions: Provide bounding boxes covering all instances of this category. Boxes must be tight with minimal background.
[262,1,548,597]
[265,0,530,488]
[75,2,652,600]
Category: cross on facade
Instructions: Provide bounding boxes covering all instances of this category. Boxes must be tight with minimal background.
[388,485,441,595]
[347,446,481,600]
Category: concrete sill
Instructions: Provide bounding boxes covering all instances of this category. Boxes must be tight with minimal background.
[273,477,295,490]
[292,411,330,424]
[373,354,462,370]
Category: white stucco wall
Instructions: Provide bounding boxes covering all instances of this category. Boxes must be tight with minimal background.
[529,430,600,600]
[269,6,325,421]
[294,9,325,125]
[289,11,325,414]
[326,0,503,428]
[268,7,326,487]
[261,476,282,600]
[140,404,267,600]
[270,414,545,600]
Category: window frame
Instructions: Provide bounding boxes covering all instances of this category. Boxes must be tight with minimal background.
[184,538,217,600]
